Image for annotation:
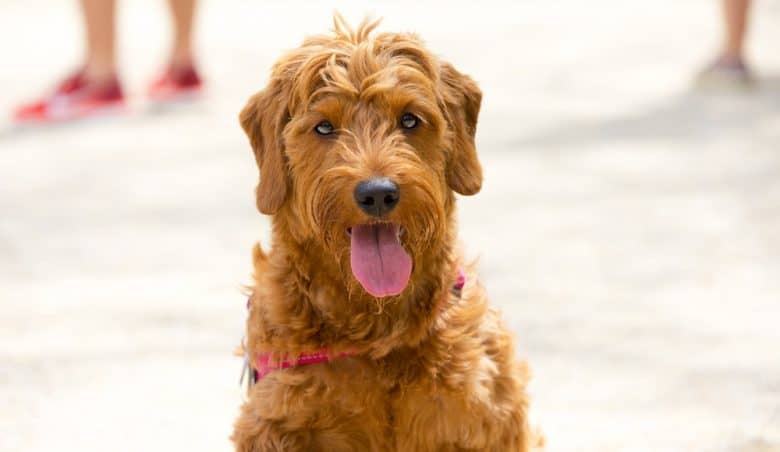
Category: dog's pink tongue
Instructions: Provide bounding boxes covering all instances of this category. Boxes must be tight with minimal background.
[350,224,412,297]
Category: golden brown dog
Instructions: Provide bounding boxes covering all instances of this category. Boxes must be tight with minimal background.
[232,16,536,452]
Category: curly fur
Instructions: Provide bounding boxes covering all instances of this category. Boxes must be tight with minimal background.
[232,15,537,452]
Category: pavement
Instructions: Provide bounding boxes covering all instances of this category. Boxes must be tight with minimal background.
[1,0,779,451]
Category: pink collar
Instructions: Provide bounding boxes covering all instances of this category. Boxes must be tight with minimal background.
[246,268,466,384]
[255,350,357,380]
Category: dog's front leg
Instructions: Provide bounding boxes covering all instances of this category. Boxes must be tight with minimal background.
[232,414,311,452]
[232,367,391,452]
[232,399,383,452]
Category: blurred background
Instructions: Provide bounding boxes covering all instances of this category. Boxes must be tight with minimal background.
[1,0,779,451]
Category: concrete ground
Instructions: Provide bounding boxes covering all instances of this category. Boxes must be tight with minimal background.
[1,0,779,451]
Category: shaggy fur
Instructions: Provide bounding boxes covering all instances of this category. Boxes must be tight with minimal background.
[232,16,535,452]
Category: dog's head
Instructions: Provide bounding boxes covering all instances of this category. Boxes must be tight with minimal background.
[241,16,482,298]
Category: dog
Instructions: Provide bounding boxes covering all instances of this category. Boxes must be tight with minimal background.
[232,16,536,452]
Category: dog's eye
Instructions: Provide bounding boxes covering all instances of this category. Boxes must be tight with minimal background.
[399,113,419,130]
[314,121,335,136]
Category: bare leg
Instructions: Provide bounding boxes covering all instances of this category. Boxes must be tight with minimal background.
[720,0,752,63]
[12,0,122,121]
[695,0,754,87]
[80,0,118,81]
[146,0,201,99]
[167,0,198,68]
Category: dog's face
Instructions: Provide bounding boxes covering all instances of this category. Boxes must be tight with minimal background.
[241,18,482,298]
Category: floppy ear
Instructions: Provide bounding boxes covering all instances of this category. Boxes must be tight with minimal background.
[439,62,483,196]
[239,79,290,215]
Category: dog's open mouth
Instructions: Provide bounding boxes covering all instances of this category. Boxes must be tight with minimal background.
[348,223,412,298]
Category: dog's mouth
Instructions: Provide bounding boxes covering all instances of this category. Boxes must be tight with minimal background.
[347,223,412,298]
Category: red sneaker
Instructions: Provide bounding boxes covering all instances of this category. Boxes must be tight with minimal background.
[147,63,203,103]
[13,70,125,124]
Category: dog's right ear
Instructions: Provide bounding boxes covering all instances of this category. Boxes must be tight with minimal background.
[240,79,290,215]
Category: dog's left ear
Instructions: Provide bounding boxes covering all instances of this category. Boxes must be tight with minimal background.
[439,62,483,196]
[240,78,290,215]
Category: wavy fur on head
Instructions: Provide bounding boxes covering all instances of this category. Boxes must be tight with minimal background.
[232,15,537,452]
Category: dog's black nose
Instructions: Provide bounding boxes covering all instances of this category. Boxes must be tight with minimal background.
[354,178,400,217]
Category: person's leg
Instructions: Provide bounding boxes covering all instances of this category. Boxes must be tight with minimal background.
[146,0,202,100]
[720,0,752,63]
[12,0,123,122]
[696,0,754,87]
[167,0,198,68]
[80,0,118,82]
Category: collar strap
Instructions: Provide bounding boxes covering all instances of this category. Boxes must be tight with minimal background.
[255,350,357,380]
[247,268,466,384]
[452,267,466,295]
